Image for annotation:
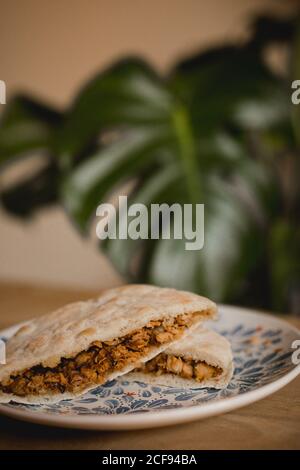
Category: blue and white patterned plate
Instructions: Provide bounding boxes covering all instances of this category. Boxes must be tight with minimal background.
[0,305,299,430]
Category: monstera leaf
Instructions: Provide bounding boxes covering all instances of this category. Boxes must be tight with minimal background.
[61,127,173,230]
[170,47,290,135]
[55,59,174,165]
[0,95,62,165]
[58,55,275,303]
[0,95,62,216]
[270,220,300,312]
[0,14,299,312]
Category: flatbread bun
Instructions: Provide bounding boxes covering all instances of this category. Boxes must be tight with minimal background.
[0,284,217,403]
[128,327,233,389]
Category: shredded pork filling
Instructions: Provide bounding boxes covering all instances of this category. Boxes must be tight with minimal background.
[137,353,222,382]
[0,311,205,397]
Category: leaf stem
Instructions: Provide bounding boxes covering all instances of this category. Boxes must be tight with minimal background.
[172,105,201,203]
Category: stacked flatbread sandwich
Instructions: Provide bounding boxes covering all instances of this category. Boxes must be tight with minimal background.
[0,284,233,404]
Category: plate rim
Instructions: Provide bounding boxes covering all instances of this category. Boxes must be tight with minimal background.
[0,305,300,430]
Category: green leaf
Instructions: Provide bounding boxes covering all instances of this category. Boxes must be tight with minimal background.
[0,95,62,166]
[56,58,174,160]
[269,220,300,313]
[196,131,247,170]
[145,175,265,301]
[170,46,289,133]
[148,237,201,293]
[102,164,182,278]
[60,127,172,231]
[171,104,201,203]
[103,148,270,301]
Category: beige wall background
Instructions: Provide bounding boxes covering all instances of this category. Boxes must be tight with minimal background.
[0,0,292,289]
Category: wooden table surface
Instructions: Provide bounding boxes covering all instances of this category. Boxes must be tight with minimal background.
[0,282,299,450]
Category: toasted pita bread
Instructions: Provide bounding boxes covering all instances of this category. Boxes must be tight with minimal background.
[128,327,233,389]
[0,284,216,404]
